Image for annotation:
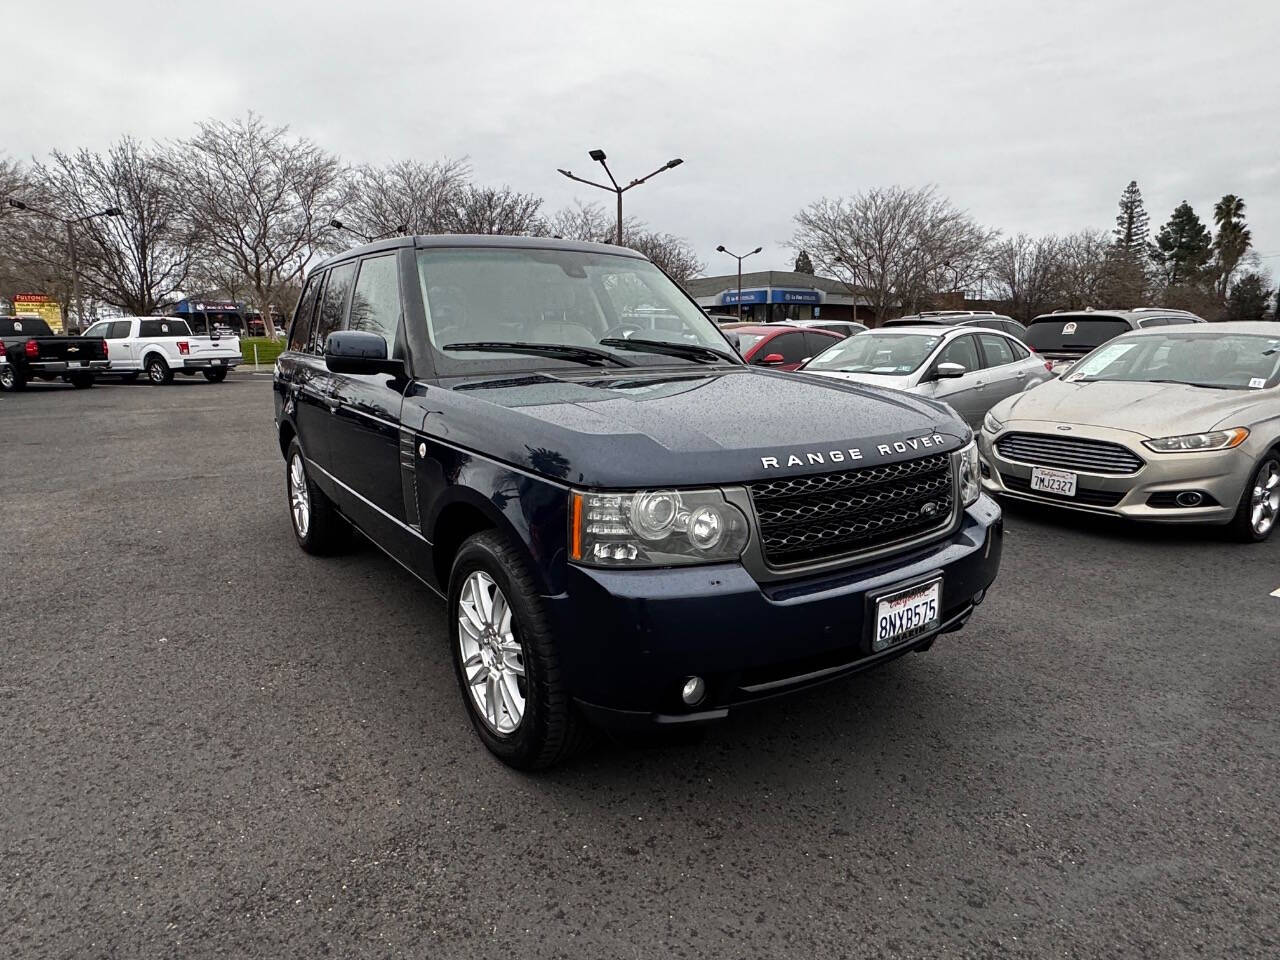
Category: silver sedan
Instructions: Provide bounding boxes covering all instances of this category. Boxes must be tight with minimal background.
[801,325,1052,429]
[979,322,1280,541]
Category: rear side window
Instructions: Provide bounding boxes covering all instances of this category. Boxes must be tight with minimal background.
[348,255,403,348]
[759,331,807,364]
[1162,316,1195,326]
[311,261,357,353]
[978,333,1016,367]
[288,274,322,352]
[1001,321,1027,340]
[139,318,191,337]
[109,321,133,339]
[803,331,839,356]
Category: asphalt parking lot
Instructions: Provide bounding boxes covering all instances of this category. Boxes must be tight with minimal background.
[3,374,1278,959]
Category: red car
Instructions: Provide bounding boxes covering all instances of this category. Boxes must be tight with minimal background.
[724,323,844,372]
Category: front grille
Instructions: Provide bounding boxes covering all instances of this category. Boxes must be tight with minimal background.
[749,453,954,566]
[1001,473,1125,506]
[995,432,1144,475]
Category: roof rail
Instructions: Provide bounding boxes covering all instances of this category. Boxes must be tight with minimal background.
[1130,306,1201,316]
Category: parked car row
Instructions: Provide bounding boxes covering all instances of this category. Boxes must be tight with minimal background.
[0,315,242,391]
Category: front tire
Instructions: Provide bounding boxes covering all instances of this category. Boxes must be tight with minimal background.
[448,531,590,770]
[285,439,348,554]
[146,355,173,385]
[1229,454,1280,542]
[202,368,228,383]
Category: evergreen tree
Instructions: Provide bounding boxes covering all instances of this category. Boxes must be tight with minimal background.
[1112,180,1150,256]
[793,249,815,274]
[1151,201,1212,286]
[1212,194,1252,295]
[1225,271,1273,322]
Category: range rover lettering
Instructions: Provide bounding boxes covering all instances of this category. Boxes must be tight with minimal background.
[274,235,1004,768]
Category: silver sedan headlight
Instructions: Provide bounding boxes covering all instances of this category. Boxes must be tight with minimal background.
[953,441,981,507]
[1142,428,1250,453]
[571,488,750,567]
[982,411,1004,435]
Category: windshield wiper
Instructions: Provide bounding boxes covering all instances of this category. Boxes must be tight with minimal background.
[1148,378,1235,390]
[443,341,634,367]
[597,337,738,365]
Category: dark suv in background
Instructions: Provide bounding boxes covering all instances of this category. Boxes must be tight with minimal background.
[1026,308,1205,375]
[273,235,1003,768]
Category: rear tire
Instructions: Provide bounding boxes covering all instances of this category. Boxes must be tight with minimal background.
[68,374,94,389]
[202,368,228,383]
[145,355,173,385]
[1228,454,1280,543]
[448,531,592,770]
[0,366,24,392]
[285,439,348,555]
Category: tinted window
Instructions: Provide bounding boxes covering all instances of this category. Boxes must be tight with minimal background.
[1026,317,1131,351]
[109,321,133,339]
[1162,316,1195,326]
[1,317,54,337]
[1137,317,1168,328]
[289,273,322,352]
[348,255,402,347]
[803,331,839,356]
[978,333,1016,367]
[757,332,807,364]
[139,318,191,337]
[311,261,357,353]
[938,334,980,371]
[1001,320,1027,341]
[1007,339,1031,360]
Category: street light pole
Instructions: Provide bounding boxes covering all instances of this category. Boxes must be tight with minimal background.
[6,198,122,333]
[557,149,684,246]
[715,245,763,320]
[328,219,409,243]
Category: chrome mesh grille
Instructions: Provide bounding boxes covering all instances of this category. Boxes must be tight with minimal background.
[995,432,1144,475]
[749,453,954,566]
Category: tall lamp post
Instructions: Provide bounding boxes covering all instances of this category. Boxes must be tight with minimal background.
[715,245,762,320]
[7,199,123,333]
[557,149,683,245]
[328,219,409,243]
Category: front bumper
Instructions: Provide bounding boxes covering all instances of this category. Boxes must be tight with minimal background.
[545,498,1003,728]
[182,356,241,370]
[978,424,1252,524]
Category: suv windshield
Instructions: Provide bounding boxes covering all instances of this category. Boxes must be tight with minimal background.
[1027,316,1130,352]
[1067,333,1280,390]
[805,332,942,375]
[416,247,736,372]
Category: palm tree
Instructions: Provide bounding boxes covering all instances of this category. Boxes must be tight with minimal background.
[1212,194,1251,296]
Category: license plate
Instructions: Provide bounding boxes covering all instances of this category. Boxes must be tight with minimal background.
[871,578,942,652]
[211,358,222,365]
[1030,466,1077,497]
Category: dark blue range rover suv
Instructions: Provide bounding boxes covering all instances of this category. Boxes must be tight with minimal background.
[274,235,1003,768]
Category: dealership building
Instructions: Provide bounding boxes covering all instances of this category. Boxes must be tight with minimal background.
[685,270,872,324]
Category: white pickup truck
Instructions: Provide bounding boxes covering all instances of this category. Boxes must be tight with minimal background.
[82,316,243,384]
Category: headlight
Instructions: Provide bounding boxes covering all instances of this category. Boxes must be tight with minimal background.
[982,411,1004,435]
[953,440,981,507]
[570,488,749,567]
[1142,428,1249,453]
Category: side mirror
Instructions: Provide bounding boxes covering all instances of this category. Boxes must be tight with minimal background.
[759,352,785,366]
[933,361,966,380]
[324,330,405,376]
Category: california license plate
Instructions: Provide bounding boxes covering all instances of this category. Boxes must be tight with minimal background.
[1030,466,1077,497]
[871,577,942,652]
[211,358,222,365]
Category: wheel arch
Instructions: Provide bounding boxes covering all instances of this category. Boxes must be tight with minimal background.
[427,485,560,597]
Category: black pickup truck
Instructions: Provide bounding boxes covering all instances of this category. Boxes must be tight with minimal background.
[0,316,110,390]
[273,235,1004,769]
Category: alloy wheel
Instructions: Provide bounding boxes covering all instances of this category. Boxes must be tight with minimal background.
[1251,461,1280,536]
[457,570,526,735]
[289,453,310,538]
[149,362,164,383]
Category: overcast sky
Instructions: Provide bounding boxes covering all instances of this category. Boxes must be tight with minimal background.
[6,0,1279,277]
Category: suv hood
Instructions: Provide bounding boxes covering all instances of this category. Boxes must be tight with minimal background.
[416,367,969,488]
[994,377,1269,438]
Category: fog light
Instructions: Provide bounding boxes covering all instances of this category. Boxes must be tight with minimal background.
[972,588,986,606]
[1175,491,1204,507]
[681,676,706,706]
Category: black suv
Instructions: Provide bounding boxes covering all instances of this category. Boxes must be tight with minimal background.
[274,236,1003,768]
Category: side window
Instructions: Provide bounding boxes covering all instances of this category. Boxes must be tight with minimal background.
[1137,317,1166,328]
[1162,316,1192,326]
[1001,321,1026,340]
[803,331,838,357]
[83,321,109,338]
[109,321,133,339]
[310,261,357,354]
[1007,339,1031,360]
[978,333,1016,367]
[938,334,980,372]
[757,332,807,364]
[348,255,403,348]
[289,274,322,353]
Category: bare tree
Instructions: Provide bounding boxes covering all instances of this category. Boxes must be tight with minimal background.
[348,158,470,237]
[25,138,193,316]
[792,186,994,322]
[166,114,346,338]
[449,185,542,235]
[543,201,704,284]
[988,234,1065,322]
[1053,229,1112,309]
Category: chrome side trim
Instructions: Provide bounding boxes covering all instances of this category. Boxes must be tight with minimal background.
[305,457,433,545]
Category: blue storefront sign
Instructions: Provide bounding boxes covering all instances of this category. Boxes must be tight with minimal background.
[770,289,821,304]
[721,289,768,305]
